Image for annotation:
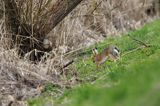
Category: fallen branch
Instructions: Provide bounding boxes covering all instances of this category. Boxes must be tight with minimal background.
[62,60,74,69]
[127,34,149,47]
[122,45,145,57]
[59,60,75,75]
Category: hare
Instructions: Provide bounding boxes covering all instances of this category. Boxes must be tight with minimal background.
[92,45,120,68]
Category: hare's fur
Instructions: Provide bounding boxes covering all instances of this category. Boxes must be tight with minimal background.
[92,45,120,68]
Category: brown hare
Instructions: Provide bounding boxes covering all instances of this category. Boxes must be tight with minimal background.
[92,45,120,68]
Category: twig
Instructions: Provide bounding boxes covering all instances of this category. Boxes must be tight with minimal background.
[122,45,145,57]
[59,60,74,75]
[88,0,104,15]
[127,34,149,47]
[0,82,18,85]
[62,60,74,69]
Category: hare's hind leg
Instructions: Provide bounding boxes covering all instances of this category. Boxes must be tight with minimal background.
[96,63,102,71]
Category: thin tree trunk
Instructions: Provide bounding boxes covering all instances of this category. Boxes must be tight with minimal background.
[3,0,20,34]
[155,0,160,16]
[44,0,83,34]
[3,0,83,61]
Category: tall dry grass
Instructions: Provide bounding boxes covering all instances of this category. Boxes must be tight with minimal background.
[2,0,158,59]
[45,0,159,53]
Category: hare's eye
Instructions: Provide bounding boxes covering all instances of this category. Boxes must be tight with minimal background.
[114,47,120,52]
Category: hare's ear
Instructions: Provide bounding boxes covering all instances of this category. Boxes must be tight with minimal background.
[114,46,120,53]
[92,49,96,55]
[92,48,98,55]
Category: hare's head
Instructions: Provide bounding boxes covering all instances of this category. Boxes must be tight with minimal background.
[92,47,98,55]
[108,45,120,60]
[92,47,99,63]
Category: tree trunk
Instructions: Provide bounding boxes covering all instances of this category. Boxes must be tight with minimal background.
[3,0,83,61]
[43,0,83,34]
[155,0,160,16]
[3,0,20,34]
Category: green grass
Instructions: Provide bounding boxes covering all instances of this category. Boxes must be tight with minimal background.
[28,20,160,106]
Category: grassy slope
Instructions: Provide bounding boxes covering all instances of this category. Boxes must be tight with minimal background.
[28,20,160,106]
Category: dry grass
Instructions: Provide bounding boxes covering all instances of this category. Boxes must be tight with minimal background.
[0,7,77,105]
[46,0,158,51]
